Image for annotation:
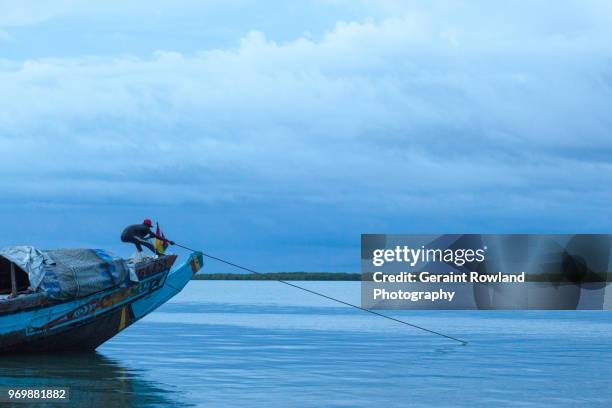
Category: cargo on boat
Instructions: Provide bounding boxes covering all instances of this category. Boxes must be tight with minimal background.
[0,246,203,353]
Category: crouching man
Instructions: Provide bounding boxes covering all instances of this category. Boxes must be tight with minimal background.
[121,219,174,256]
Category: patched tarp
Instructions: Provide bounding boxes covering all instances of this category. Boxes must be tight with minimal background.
[0,246,129,300]
[0,246,54,290]
[41,249,130,299]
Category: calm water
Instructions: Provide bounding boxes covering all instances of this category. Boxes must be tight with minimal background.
[2,281,612,407]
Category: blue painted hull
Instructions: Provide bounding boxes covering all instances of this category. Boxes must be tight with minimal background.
[0,252,203,353]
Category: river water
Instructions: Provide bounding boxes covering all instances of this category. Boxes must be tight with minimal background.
[1,281,612,407]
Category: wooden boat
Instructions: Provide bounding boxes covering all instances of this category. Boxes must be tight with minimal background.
[0,248,203,353]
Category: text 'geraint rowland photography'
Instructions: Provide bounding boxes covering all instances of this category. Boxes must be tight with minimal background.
[361,234,612,310]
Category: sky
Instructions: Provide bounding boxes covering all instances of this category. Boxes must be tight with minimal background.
[1,1,612,272]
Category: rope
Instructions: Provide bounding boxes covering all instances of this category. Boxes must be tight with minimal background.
[174,243,467,346]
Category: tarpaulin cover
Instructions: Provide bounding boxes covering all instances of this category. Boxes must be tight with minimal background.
[0,246,129,300]
[0,246,53,290]
[41,249,129,299]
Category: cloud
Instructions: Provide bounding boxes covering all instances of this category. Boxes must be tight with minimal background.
[1,2,612,223]
[2,1,612,270]
[0,0,80,27]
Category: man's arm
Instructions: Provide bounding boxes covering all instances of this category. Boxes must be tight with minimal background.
[143,228,158,240]
[146,229,175,244]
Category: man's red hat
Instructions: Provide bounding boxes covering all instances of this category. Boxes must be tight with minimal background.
[143,218,153,227]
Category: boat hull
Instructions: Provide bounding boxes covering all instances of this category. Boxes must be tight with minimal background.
[0,252,203,353]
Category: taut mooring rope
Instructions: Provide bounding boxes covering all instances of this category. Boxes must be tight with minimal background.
[173,243,468,345]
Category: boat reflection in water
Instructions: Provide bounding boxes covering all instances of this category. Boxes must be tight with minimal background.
[0,352,189,407]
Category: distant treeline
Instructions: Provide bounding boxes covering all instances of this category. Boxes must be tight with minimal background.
[193,272,362,281]
[359,272,612,283]
[193,271,612,283]
[526,271,612,283]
